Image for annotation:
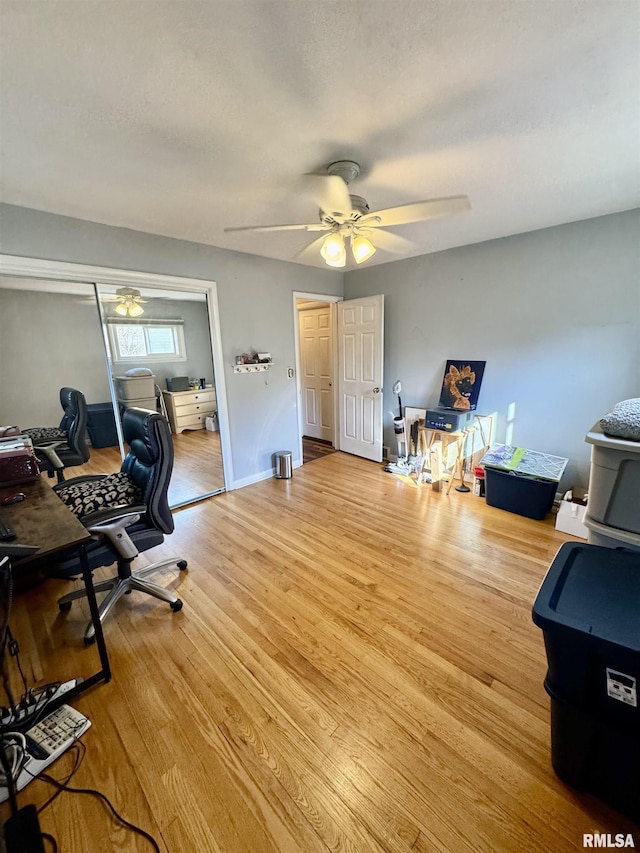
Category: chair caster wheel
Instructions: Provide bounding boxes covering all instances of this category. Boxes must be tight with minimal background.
[84,635,96,646]
[59,601,72,611]
[177,560,188,571]
[170,599,183,612]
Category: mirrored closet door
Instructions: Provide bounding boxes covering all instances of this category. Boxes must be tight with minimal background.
[95,283,225,507]
[0,276,225,509]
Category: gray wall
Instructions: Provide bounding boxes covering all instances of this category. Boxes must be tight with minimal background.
[0,287,112,426]
[3,204,637,489]
[344,209,640,487]
[0,204,343,485]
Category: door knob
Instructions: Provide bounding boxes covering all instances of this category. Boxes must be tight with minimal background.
[373,387,381,394]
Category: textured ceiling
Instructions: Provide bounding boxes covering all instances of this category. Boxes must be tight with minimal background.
[1,1,638,269]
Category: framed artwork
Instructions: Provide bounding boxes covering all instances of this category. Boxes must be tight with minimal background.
[438,360,486,411]
[404,406,427,457]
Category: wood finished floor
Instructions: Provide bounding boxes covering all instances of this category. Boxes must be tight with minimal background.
[302,436,337,465]
[2,452,637,851]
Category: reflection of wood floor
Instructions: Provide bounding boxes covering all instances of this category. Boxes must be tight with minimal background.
[66,428,224,506]
[302,436,336,464]
[166,429,224,505]
[4,451,620,851]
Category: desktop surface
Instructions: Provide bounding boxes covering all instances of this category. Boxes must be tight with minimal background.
[0,478,91,565]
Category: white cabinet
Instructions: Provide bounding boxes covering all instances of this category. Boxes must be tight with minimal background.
[162,388,216,434]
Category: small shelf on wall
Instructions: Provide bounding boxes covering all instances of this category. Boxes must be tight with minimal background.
[233,362,273,374]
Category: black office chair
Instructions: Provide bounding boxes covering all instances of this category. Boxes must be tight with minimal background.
[50,407,187,643]
[23,388,90,483]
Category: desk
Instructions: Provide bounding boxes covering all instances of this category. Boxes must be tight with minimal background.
[418,426,472,493]
[0,478,111,705]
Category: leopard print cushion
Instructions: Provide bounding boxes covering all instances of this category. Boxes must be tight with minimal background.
[56,471,143,518]
[23,427,67,441]
[600,398,640,442]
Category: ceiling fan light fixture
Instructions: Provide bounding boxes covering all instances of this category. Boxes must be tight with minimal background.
[320,232,346,267]
[128,302,144,317]
[351,234,376,264]
[114,297,144,317]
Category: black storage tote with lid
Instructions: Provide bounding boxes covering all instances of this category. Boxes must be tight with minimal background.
[532,542,640,821]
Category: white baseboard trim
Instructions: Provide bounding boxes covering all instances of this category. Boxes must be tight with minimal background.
[228,458,302,491]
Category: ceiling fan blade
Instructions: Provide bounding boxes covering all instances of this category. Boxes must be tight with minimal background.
[294,234,331,263]
[366,195,471,227]
[307,175,353,218]
[365,228,414,254]
[225,221,333,234]
[224,223,326,233]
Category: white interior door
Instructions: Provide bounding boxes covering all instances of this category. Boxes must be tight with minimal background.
[337,295,384,462]
[299,306,334,442]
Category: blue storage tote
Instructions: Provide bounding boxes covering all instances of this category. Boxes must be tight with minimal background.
[485,468,557,520]
[480,444,567,520]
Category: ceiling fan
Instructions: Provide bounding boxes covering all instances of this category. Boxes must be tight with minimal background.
[224,160,471,267]
[100,287,148,317]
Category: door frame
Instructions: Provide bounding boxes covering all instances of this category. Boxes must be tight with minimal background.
[0,253,234,493]
[293,291,342,463]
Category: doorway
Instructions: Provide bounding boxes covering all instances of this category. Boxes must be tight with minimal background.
[293,291,385,465]
[296,297,336,464]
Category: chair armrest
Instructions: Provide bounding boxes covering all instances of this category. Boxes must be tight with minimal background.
[83,504,148,560]
[29,437,66,448]
[33,441,66,470]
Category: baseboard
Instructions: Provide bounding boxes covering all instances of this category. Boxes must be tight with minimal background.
[229,458,302,490]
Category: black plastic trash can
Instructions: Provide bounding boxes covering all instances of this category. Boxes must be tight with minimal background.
[532,542,640,821]
[86,402,119,448]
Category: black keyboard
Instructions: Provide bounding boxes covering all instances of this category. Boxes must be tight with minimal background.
[0,509,16,542]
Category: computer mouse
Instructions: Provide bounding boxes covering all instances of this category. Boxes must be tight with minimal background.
[1,493,26,505]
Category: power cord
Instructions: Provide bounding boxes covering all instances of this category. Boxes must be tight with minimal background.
[37,771,161,852]
[34,738,85,815]
[41,832,58,852]
[0,732,27,786]
[0,559,160,852]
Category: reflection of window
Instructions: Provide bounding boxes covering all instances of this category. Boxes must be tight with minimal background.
[107,320,186,363]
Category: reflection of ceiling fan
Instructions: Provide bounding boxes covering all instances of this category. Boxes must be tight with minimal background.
[101,287,148,317]
[225,160,471,267]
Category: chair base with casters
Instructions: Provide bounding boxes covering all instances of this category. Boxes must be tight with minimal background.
[51,505,188,644]
[58,553,188,644]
